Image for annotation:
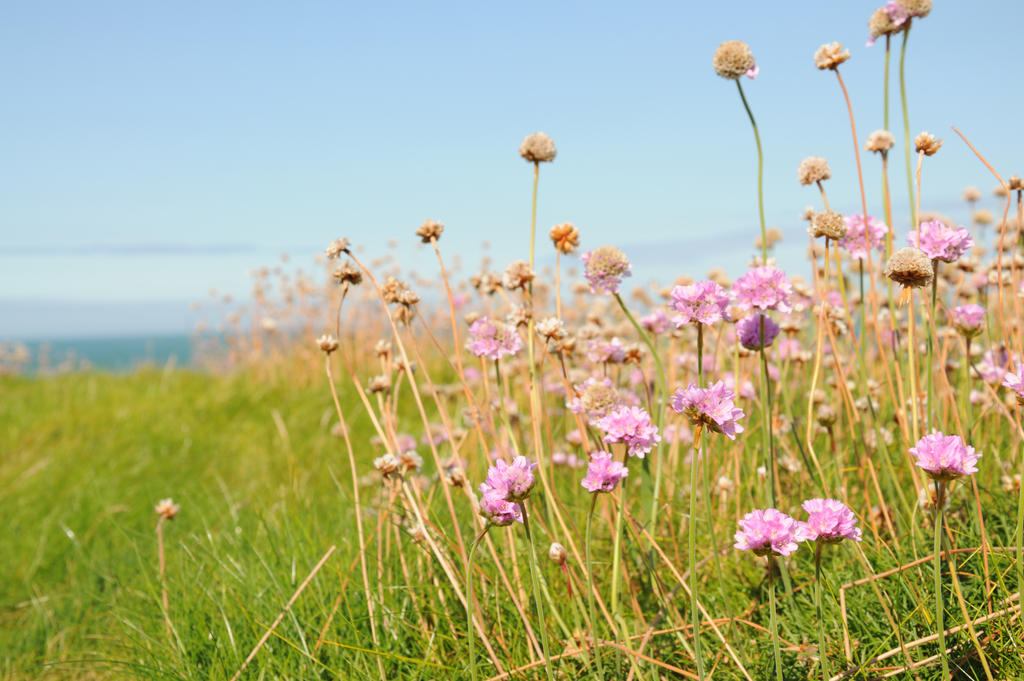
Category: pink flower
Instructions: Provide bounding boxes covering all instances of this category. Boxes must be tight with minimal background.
[798,498,862,543]
[733,508,802,556]
[951,304,985,338]
[745,65,759,79]
[594,405,661,458]
[733,266,793,313]
[907,220,973,263]
[640,308,671,334]
[478,492,522,526]
[581,451,629,493]
[467,316,523,360]
[586,337,627,364]
[581,246,632,295]
[838,214,888,261]
[670,280,732,327]
[736,314,780,350]
[1002,365,1024,402]
[671,381,745,440]
[910,432,981,481]
[977,346,1020,384]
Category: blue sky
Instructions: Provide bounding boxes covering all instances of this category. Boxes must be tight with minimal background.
[2,1,1022,337]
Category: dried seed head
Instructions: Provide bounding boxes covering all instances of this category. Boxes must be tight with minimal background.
[798,156,832,185]
[816,404,838,427]
[712,40,756,80]
[914,131,942,156]
[1009,175,1024,191]
[868,7,902,40]
[865,129,895,153]
[368,375,391,394]
[317,334,339,354]
[814,42,851,70]
[973,209,993,226]
[963,186,982,202]
[332,262,362,286]
[549,222,580,254]
[374,453,401,478]
[502,260,535,291]
[548,542,567,566]
[155,498,180,520]
[884,247,934,288]
[897,0,932,18]
[536,316,566,340]
[415,219,444,243]
[809,210,848,240]
[325,237,350,259]
[995,184,1009,198]
[519,132,557,163]
[374,340,392,357]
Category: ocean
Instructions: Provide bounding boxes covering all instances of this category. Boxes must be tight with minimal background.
[11,334,196,373]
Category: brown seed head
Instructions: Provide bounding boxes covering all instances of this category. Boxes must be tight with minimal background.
[884,247,934,288]
[865,129,895,153]
[1009,175,1024,191]
[995,184,1009,198]
[973,209,993,226]
[317,334,339,354]
[415,219,444,243]
[325,238,350,259]
[501,260,535,291]
[814,42,850,70]
[897,0,932,18]
[155,498,180,520]
[914,131,942,156]
[549,222,580,254]
[519,132,557,163]
[798,156,832,186]
[809,210,848,240]
[868,7,902,40]
[332,262,363,286]
[963,186,982,202]
[712,40,755,80]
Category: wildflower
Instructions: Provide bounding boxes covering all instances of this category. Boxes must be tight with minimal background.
[502,260,535,291]
[594,405,661,458]
[910,432,981,481]
[914,131,942,156]
[569,376,621,422]
[814,42,851,70]
[581,246,632,295]
[737,314,780,350]
[897,0,931,19]
[154,498,180,520]
[580,451,630,493]
[733,266,793,313]
[951,304,985,338]
[550,223,580,254]
[712,40,756,80]
[1002,365,1024,405]
[798,157,832,185]
[867,6,903,45]
[671,381,746,440]
[1010,176,1024,192]
[670,280,731,327]
[884,247,933,288]
[317,334,339,354]
[482,456,538,502]
[798,498,862,543]
[908,220,973,262]
[368,375,390,394]
[415,219,444,243]
[374,453,402,478]
[519,132,557,163]
[640,308,671,334]
[837,215,888,261]
[325,237,350,259]
[733,508,802,556]
[536,316,566,341]
[478,493,522,526]
[548,542,567,566]
[865,129,895,153]
[467,316,523,359]
[809,210,848,240]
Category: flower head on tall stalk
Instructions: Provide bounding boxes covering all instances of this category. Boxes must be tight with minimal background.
[669,280,731,327]
[518,132,557,164]
[883,246,933,289]
[594,405,660,458]
[838,214,889,261]
[907,219,973,262]
[581,451,629,493]
[467,316,523,359]
[733,266,794,313]
[867,4,907,46]
[712,40,757,80]
[798,498,862,544]
[671,381,746,441]
[581,246,631,294]
[737,314,779,351]
[951,303,985,339]
[1003,366,1024,405]
[911,432,981,482]
[734,508,803,556]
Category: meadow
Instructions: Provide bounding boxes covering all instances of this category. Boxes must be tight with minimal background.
[4,1,1024,679]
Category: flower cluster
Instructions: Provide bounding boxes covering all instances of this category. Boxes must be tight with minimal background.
[910,432,981,481]
[670,280,731,327]
[580,451,629,493]
[733,509,802,556]
[737,313,780,351]
[799,498,862,543]
[479,456,538,525]
[733,266,793,313]
[951,304,985,338]
[907,220,973,263]
[594,405,661,458]
[582,246,632,295]
[467,317,523,360]
[671,381,745,440]
[837,214,888,261]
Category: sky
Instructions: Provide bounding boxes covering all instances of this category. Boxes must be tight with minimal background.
[2,1,1022,338]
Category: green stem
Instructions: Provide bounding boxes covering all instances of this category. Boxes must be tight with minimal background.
[927,261,938,433]
[933,482,949,680]
[609,453,630,621]
[768,556,783,681]
[585,494,606,681]
[1016,437,1024,639]
[466,527,490,681]
[900,22,915,230]
[736,79,767,263]
[494,360,520,457]
[814,544,831,681]
[759,317,776,508]
[520,501,556,681]
[689,436,704,680]
[614,293,667,521]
